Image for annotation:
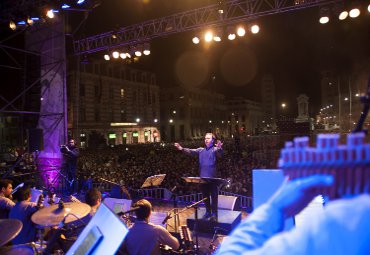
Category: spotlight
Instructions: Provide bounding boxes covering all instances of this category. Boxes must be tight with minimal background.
[319,7,330,24]
[61,4,71,9]
[27,16,34,25]
[213,36,221,42]
[250,24,260,34]
[120,53,126,59]
[227,26,236,40]
[228,33,236,40]
[236,26,245,37]
[126,53,131,58]
[76,0,86,4]
[9,20,16,30]
[349,8,360,18]
[46,9,55,19]
[204,31,213,42]
[192,36,200,44]
[104,54,110,61]
[338,10,348,20]
[368,4,370,13]
[112,51,119,58]
[135,50,142,57]
[142,43,150,55]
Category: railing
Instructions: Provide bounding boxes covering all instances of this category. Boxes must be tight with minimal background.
[92,181,253,211]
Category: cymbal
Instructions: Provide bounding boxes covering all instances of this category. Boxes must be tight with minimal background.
[31,202,91,227]
[0,219,23,247]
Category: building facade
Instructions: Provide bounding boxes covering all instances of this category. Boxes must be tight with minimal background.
[68,61,160,147]
[160,86,228,141]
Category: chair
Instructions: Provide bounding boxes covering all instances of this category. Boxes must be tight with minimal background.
[218,195,238,211]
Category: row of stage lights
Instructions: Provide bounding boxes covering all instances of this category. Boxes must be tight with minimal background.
[319,2,370,24]
[8,0,96,30]
[192,24,260,44]
[104,44,151,61]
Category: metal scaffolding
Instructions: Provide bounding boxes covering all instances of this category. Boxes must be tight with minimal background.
[73,0,343,55]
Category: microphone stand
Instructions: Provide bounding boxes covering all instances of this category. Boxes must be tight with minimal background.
[162,197,208,254]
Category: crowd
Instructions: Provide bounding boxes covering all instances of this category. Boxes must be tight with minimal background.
[76,136,281,197]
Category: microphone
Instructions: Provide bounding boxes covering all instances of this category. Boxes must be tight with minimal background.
[117,207,140,216]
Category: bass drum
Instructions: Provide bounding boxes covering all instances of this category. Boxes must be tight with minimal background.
[0,243,36,255]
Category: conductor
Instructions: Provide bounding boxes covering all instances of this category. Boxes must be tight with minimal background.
[174,133,223,221]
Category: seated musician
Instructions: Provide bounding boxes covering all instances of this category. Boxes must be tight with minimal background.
[122,199,180,255]
[9,185,43,245]
[0,179,15,219]
[65,188,102,238]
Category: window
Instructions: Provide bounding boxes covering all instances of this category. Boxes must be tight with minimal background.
[79,83,85,96]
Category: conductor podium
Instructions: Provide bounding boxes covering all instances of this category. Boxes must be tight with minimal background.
[183,177,241,234]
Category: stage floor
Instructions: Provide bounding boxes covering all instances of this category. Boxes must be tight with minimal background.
[71,194,248,255]
[149,200,248,255]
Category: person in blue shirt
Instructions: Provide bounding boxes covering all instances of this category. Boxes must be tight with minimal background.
[175,133,223,221]
[215,175,370,255]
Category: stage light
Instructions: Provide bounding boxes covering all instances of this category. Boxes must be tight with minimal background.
[27,17,34,25]
[126,53,131,58]
[46,9,55,19]
[236,26,246,37]
[338,10,348,20]
[120,53,126,59]
[250,24,260,34]
[368,4,370,13]
[9,20,16,30]
[227,26,236,40]
[112,51,119,59]
[104,54,110,61]
[228,33,236,40]
[204,31,213,42]
[135,50,142,57]
[349,8,360,18]
[319,16,329,24]
[319,7,330,24]
[143,49,150,55]
[77,0,86,5]
[192,36,200,44]
[213,28,222,42]
[61,4,71,9]
[213,36,221,42]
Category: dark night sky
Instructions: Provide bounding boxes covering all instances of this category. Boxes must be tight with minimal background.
[79,0,370,116]
[1,0,369,117]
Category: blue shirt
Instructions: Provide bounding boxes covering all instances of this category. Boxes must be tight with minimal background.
[183,146,223,177]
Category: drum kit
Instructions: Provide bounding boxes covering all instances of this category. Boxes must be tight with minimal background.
[0,200,91,255]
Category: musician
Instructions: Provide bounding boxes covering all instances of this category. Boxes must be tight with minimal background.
[0,179,15,219]
[215,175,370,255]
[9,185,43,245]
[65,188,102,239]
[60,138,80,195]
[122,199,180,255]
[175,133,224,221]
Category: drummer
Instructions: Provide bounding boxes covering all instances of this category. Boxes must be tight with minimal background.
[9,185,43,245]
[0,179,15,219]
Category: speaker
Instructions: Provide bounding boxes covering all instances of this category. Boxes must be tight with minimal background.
[27,128,44,152]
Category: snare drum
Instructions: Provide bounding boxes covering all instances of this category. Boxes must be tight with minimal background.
[0,243,37,255]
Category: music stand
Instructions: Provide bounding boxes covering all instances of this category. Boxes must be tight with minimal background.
[182,177,229,188]
[141,174,166,188]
